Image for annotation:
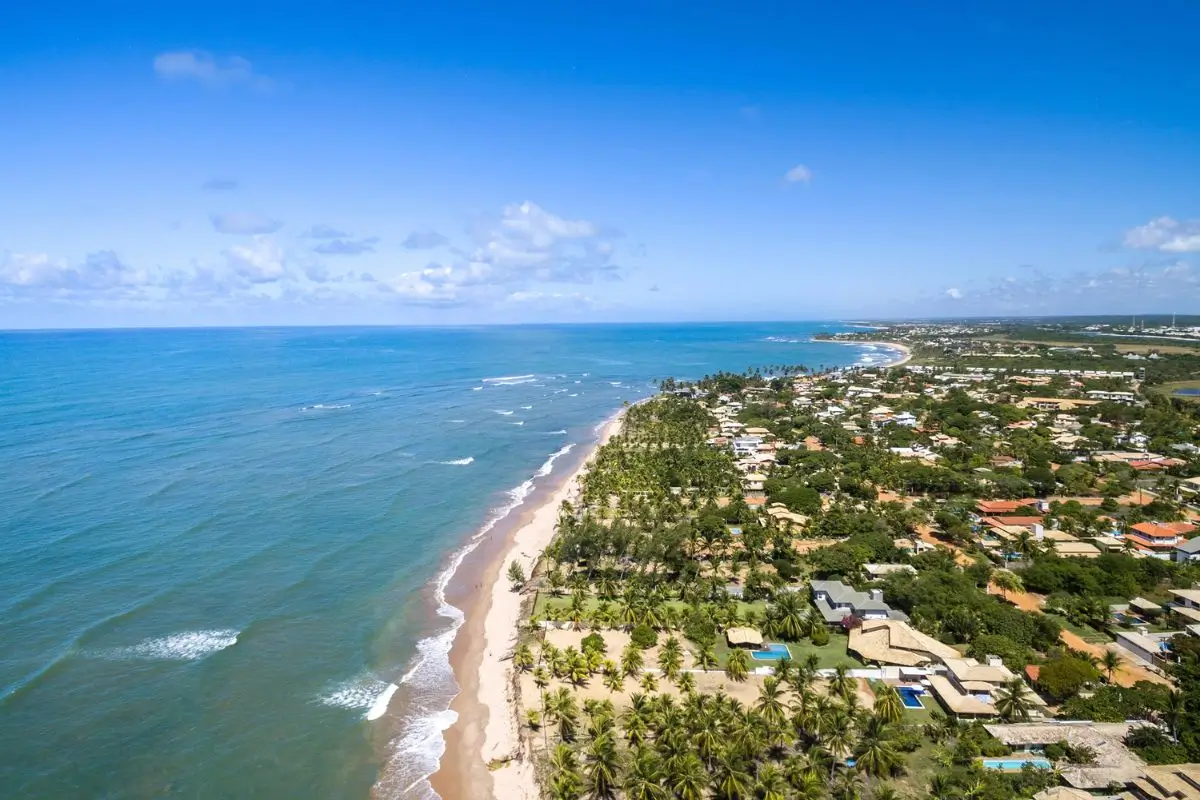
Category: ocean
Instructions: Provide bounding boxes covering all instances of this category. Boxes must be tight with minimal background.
[0,323,882,799]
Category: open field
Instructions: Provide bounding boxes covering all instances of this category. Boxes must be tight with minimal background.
[980,334,1200,354]
[1148,379,1200,401]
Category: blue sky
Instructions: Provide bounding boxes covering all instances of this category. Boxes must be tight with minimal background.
[2,2,1199,328]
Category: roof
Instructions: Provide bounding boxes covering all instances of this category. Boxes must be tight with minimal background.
[1130,763,1200,800]
[1133,521,1196,537]
[847,619,961,666]
[1176,536,1200,554]
[1054,541,1102,557]
[976,500,1030,514]
[927,674,995,715]
[725,627,763,646]
[942,656,1013,685]
[984,722,1149,789]
[1170,588,1200,605]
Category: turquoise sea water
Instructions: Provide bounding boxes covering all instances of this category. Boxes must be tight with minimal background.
[0,324,879,799]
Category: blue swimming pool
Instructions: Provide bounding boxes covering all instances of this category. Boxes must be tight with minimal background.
[897,686,925,709]
[750,643,791,661]
[982,756,1052,771]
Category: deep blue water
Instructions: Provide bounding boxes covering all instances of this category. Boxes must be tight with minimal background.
[0,324,875,799]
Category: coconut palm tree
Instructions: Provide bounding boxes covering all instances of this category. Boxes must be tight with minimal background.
[712,758,753,800]
[725,647,751,682]
[658,636,684,680]
[755,764,790,800]
[854,717,902,780]
[755,676,789,730]
[514,643,535,672]
[993,676,1034,722]
[666,752,709,800]
[871,684,904,725]
[695,645,719,672]
[583,731,621,799]
[990,569,1023,601]
[772,591,809,640]
[830,665,857,703]
[623,746,667,800]
[1100,650,1123,683]
[621,643,645,677]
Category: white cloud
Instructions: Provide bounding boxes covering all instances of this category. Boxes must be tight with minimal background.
[303,224,348,239]
[210,213,283,235]
[1124,216,1200,253]
[402,228,449,249]
[944,287,963,299]
[223,237,286,283]
[153,50,274,91]
[783,164,813,184]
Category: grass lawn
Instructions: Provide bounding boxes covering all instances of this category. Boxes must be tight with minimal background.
[783,633,862,670]
[894,740,942,794]
[1046,613,1110,644]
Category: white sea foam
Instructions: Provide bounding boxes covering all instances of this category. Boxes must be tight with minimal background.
[98,629,239,661]
[438,457,474,466]
[520,405,533,410]
[301,403,352,412]
[376,440,578,798]
[481,374,535,383]
[510,421,525,426]
[609,381,622,386]
[547,429,567,435]
[471,386,483,392]
[320,675,396,716]
[493,410,514,416]
[568,393,578,397]
[763,336,802,344]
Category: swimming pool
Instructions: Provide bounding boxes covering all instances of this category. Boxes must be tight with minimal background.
[750,643,791,661]
[896,686,925,709]
[981,756,1052,771]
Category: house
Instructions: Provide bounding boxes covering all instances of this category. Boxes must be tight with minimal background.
[848,619,960,666]
[1016,397,1101,412]
[1167,589,1200,626]
[1124,763,1200,799]
[726,627,764,648]
[1114,630,1181,670]
[984,722,1149,790]
[1175,537,1200,564]
[975,499,1032,516]
[927,656,1046,719]
[1127,522,1197,559]
[809,580,908,625]
[742,472,766,492]
[893,412,918,427]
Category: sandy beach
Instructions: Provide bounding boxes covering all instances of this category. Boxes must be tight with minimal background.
[828,338,912,367]
[430,410,626,800]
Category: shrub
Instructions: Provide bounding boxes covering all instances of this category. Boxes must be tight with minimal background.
[811,625,830,646]
[1126,727,1191,765]
[580,632,606,655]
[682,608,717,648]
[1036,656,1100,702]
[630,624,658,650]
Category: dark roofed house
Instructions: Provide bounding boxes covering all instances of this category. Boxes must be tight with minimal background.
[810,580,908,626]
[1175,537,1200,564]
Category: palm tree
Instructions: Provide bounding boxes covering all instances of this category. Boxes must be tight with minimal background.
[621,643,645,677]
[755,676,789,729]
[666,752,709,800]
[725,647,751,682]
[695,645,719,672]
[993,676,1034,722]
[772,591,809,640]
[1100,650,1123,683]
[872,684,903,725]
[830,665,857,703]
[854,717,902,780]
[712,758,753,800]
[624,746,667,800]
[514,643,534,672]
[583,731,621,799]
[754,764,790,800]
[675,671,696,695]
[658,636,684,679]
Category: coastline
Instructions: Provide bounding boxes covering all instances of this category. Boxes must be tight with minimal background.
[824,338,912,368]
[428,409,626,800]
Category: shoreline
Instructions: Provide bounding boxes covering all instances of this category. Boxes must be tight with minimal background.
[428,410,626,800]
[823,338,912,368]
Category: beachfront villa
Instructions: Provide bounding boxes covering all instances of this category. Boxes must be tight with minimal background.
[926,656,1046,719]
[809,580,908,625]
